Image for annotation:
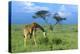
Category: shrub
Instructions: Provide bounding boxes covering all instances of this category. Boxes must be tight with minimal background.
[38,37,49,45]
[52,38,62,45]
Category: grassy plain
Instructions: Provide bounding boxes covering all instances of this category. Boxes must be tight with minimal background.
[10,24,78,53]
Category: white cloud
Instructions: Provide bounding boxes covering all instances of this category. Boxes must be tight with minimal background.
[58,5,71,17]
[58,11,66,17]
[59,5,65,12]
[23,2,35,7]
[22,2,49,13]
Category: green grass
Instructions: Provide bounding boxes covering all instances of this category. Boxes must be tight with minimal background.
[10,24,78,53]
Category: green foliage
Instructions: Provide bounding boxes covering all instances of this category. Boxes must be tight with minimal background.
[52,38,62,45]
[35,10,50,18]
[38,37,49,45]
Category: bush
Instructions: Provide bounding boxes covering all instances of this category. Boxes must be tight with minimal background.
[38,37,49,45]
[52,38,62,45]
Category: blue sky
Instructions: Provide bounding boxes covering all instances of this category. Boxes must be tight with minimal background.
[11,1,78,24]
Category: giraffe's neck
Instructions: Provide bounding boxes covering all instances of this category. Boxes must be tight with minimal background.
[38,25,45,32]
[36,24,45,32]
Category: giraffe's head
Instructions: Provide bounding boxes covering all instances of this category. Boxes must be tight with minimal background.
[31,22,38,28]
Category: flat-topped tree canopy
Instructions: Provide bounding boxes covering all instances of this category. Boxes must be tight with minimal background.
[33,10,50,20]
[53,12,66,22]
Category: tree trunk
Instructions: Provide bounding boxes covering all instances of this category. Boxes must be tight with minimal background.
[43,17,53,31]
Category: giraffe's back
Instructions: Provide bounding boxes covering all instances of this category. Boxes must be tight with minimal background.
[23,25,32,36]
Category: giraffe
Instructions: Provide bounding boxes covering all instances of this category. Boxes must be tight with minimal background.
[23,22,46,46]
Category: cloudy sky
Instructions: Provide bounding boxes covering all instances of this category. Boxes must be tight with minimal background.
[11,1,78,24]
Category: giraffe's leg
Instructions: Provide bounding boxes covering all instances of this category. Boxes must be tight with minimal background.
[33,31,37,46]
[24,34,27,47]
[43,32,46,38]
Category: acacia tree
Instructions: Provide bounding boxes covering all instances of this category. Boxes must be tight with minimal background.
[52,12,66,30]
[53,12,66,26]
[33,10,50,25]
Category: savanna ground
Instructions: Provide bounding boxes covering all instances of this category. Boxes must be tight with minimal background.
[10,24,78,53]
